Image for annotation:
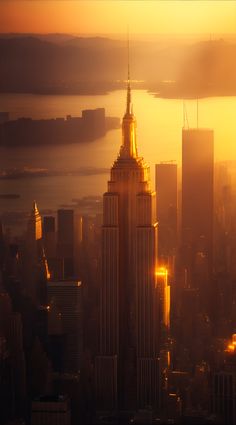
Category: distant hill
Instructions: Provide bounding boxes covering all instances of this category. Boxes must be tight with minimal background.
[0,36,127,93]
[0,33,75,44]
[1,35,236,96]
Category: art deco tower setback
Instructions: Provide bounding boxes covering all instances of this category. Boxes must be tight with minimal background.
[95,76,159,410]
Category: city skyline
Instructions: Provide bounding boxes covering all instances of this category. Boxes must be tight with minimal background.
[1,2,236,424]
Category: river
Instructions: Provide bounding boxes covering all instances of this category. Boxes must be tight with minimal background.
[1,90,236,231]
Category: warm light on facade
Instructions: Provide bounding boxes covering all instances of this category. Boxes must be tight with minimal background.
[226,334,236,353]
[227,344,235,352]
[155,266,170,330]
[155,267,168,277]
[167,350,170,368]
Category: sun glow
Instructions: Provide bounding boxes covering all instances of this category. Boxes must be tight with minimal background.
[1,1,235,35]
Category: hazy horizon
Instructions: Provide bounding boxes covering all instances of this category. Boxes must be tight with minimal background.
[1,1,236,35]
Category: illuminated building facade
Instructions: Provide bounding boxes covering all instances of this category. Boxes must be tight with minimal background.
[95,77,159,411]
[156,267,170,339]
[182,129,214,285]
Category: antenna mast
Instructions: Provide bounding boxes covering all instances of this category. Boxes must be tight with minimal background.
[126,27,132,115]
[127,26,130,84]
[183,100,189,129]
[197,98,199,129]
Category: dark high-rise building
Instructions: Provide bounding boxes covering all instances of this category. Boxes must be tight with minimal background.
[0,291,27,420]
[82,108,106,139]
[73,213,82,278]
[57,210,74,278]
[155,162,177,258]
[95,78,160,411]
[43,216,55,234]
[43,216,56,258]
[47,280,83,372]
[181,129,214,286]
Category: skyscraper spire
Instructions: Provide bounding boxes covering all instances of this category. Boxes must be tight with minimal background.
[32,200,40,218]
[27,200,42,241]
[119,32,138,159]
[126,31,131,115]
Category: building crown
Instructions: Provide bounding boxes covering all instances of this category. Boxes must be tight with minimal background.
[119,37,138,159]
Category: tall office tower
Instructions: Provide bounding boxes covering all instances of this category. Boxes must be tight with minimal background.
[43,216,56,259]
[82,108,106,139]
[47,280,83,372]
[155,163,177,259]
[57,210,74,278]
[8,312,27,415]
[95,77,159,411]
[0,292,27,418]
[0,292,14,423]
[0,334,14,424]
[182,129,214,287]
[73,213,83,277]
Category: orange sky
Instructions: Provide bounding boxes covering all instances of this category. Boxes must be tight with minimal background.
[1,0,236,35]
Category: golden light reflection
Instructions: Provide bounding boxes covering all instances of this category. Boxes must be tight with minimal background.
[155,267,168,277]
[227,344,235,352]
[226,334,236,353]
[155,266,170,329]
[44,257,51,281]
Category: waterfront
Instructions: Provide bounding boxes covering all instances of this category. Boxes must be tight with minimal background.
[1,90,236,227]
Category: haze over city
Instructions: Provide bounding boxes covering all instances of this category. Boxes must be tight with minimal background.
[1,1,236,35]
[1,1,236,425]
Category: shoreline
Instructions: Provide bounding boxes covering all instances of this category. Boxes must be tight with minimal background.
[2,87,236,100]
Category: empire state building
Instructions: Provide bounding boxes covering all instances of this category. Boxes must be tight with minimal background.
[95,77,160,411]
